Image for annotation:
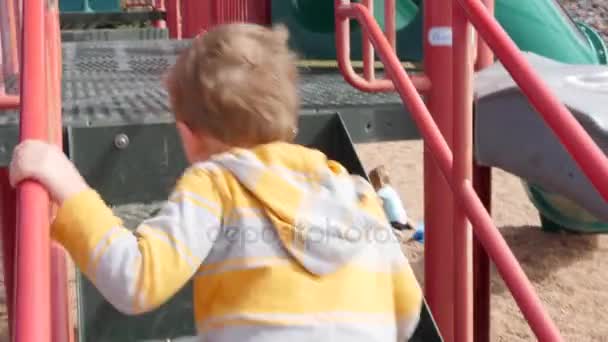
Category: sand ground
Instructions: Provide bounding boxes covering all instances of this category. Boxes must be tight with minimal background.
[356,141,608,342]
[2,141,607,341]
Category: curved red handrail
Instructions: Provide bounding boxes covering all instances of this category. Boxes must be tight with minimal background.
[335,0,431,93]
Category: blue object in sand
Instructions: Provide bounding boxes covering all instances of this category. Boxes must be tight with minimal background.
[412,223,424,243]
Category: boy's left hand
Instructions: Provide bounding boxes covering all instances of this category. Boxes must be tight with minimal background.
[9,140,89,204]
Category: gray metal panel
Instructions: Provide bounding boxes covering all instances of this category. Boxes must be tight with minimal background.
[474,53,608,221]
[61,28,169,42]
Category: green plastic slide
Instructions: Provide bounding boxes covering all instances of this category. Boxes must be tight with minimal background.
[495,0,608,233]
[289,0,418,34]
[275,0,607,65]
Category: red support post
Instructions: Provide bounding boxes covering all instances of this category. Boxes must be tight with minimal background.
[14,0,52,341]
[152,0,167,29]
[45,2,73,341]
[361,0,375,81]
[472,2,494,341]
[422,0,455,340]
[453,2,474,341]
[165,0,181,39]
[472,165,491,342]
[384,0,396,49]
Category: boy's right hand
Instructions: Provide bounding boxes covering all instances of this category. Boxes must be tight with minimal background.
[9,140,90,204]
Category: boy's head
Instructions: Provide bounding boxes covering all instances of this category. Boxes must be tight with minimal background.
[369,165,391,191]
[165,23,299,161]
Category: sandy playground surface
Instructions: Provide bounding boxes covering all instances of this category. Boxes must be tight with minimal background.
[357,141,608,341]
[0,140,607,341]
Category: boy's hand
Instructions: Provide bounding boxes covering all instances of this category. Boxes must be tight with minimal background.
[9,140,89,204]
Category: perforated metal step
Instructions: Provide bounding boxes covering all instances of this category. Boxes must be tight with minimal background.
[0,39,402,128]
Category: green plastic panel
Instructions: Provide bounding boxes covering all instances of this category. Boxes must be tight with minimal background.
[575,21,608,65]
[60,0,121,13]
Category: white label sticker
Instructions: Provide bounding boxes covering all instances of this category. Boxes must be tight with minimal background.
[428,27,453,46]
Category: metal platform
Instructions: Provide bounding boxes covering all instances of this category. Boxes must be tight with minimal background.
[0,39,417,165]
[61,28,169,42]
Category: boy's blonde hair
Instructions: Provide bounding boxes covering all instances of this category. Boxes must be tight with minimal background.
[165,23,299,146]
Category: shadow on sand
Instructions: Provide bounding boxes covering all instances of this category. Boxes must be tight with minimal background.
[490,225,600,294]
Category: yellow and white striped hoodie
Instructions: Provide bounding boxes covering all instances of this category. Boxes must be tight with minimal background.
[52,142,423,341]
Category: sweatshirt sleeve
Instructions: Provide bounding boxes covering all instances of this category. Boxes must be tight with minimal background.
[51,165,222,315]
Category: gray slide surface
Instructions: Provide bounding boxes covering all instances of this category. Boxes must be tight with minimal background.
[474,53,608,221]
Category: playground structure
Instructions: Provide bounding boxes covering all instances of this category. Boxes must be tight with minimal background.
[1,0,608,341]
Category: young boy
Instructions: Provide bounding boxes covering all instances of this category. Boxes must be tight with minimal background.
[9,23,422,341]
[369,166,414,231]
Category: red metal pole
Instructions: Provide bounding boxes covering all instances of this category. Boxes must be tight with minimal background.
[14,0,52,341]
[422,0,455,340]
[152,0,167,29]
[472,2,494,341]
[453,2,474,341]
[165,0,181,39]
[456,0,608,202]
[45,3,73,341]
[0,168,16,340]
[384,0,396,50]
[361,0,375,81]
[1,0,20,77]
[472,165,491,342]
[0,95,19,109]
[335,4,562,340]
[474,0,494,70]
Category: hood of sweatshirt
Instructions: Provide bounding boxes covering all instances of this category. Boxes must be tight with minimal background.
[209,142,388,276]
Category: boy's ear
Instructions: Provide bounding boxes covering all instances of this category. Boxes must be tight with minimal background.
[175,121,199,161]
[176,120,192,139]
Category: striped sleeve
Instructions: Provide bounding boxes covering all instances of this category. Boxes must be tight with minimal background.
[51,165,222,315]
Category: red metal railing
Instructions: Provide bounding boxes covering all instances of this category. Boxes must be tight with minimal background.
[165,0,181,39]
[0,0,21,109]
[0,95,19,109]
[0,0,70,341]
[335,0,430,92]
[13,1,52,341]
[180,0,270,38]
[333,0,608,340]
[45,2,74,341]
